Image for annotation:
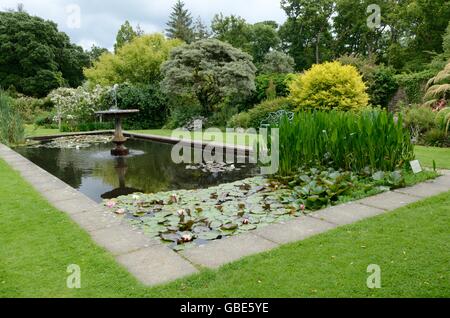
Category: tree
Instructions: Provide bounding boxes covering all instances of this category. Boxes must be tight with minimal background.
[260,51,295,74]
[193,16,210,41]
[86,45,109,66]
[211,14,281,64]
[161,39,257,115]
[114,21,137,53]
[334,0,389,59]
[85,34,183,85]
[249,23,281,64]
[211,14,251,51]
[166,0,194,43]
[281,0,334,64]
[0,11,89,97]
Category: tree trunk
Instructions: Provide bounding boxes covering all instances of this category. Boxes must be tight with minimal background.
[315,32,321,64]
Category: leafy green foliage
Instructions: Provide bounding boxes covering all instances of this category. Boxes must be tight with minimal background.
[282,167,407,211]
[84,34,183,86]
[228,97,293,128]
[395,70,436,104]
[0,91,24,145]
[165,0,194,43]
[289,61,369,111]
[114,21,138,53]
[260,51,295,74]
[0,11,89,97]
[255,73,294,102]
[338,55,398,108]
[277,110,414,176]
[161,39,256,115]
[103,83,168,130]
[211,15,280,64]
[424,61,450,107]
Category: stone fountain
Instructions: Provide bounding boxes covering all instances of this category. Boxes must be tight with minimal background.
[95,85,139,156]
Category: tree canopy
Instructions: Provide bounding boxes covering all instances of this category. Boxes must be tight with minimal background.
[166,0,194,43]
[161,39,257,114]
[114,21,138,53]
[0,11,89,97]
[84,34,183,86]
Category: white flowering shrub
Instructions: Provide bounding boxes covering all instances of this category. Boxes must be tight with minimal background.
[48,85,107,130]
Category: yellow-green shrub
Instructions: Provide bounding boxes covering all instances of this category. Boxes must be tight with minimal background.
[289,61,369,111]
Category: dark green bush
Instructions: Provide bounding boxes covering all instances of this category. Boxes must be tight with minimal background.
[164,95,203,129]
[60,122,114,133]
[102,82,168,130]
[394,70,435,104]
[228,97,294,128]
[254,73,294,103]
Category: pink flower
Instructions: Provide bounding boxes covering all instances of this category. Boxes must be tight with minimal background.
[300,204,306,212]
[106,201,116,208]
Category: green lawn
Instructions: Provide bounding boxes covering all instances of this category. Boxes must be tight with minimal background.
[0,158,449,298]
[415,145,450,170]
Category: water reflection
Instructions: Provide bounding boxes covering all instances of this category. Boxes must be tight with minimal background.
[100,156,143,199]
[15,139,258,203]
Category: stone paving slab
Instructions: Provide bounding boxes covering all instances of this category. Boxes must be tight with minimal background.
[356,191,422,211]
[117,246,199,286]
[252,216,336,245]
[432,175,450,188]
[394,181,450,198]
[68,208,124,232]
[89,224,161,256]
[51,197,104,216]
[181,233,278,269]
[309,203,386,226]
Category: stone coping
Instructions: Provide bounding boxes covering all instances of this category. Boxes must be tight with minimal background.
[26,130,253,155]
[1,142,449,285]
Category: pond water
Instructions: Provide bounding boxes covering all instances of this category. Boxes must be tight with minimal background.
[15,138,259,203]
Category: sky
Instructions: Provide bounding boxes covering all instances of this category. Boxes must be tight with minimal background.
[0,0,287,51]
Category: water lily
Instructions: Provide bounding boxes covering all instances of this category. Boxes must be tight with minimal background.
[242,218,250,225]
[115,208,126,215]
[177,209,186,216]
[181,234,193,242]
[106,200,117,208]
[132,194,141,200]
[300,204,306,212]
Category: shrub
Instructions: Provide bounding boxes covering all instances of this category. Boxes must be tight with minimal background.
[228,97,293,128]
[401,104,437,141]
[254,73,295,102]
[11,96,53,124]
[260,51,295,74]
[276,110,414,176]
[338,54,397,108]
[0,91,25,146]
[422,128,450,147]
[48,85,106,131]
[289,61,369,111]
[102,83,168,130]
[164,95,203,129]
[394,70,435,104]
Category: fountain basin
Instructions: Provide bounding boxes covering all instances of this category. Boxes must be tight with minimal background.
[95,109,140,156]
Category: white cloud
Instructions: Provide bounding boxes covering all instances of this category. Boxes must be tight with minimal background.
[0,0,286,49]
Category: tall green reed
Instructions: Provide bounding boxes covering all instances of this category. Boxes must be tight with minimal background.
[0,91,25,146]
[277,110,414,176]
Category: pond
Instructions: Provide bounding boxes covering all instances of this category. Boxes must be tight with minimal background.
[15,136,259,203]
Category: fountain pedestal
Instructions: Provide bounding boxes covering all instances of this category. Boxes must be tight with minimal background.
[95,109,140,156]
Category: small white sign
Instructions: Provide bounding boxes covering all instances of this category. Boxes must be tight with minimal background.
[410,160,423,174]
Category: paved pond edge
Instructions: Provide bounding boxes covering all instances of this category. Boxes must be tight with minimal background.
[1,142,449,285]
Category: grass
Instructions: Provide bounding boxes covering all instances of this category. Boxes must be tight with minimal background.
[0,158,449,298]
[415,145,450,169]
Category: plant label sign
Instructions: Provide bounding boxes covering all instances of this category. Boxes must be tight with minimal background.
[409,160,423,174]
